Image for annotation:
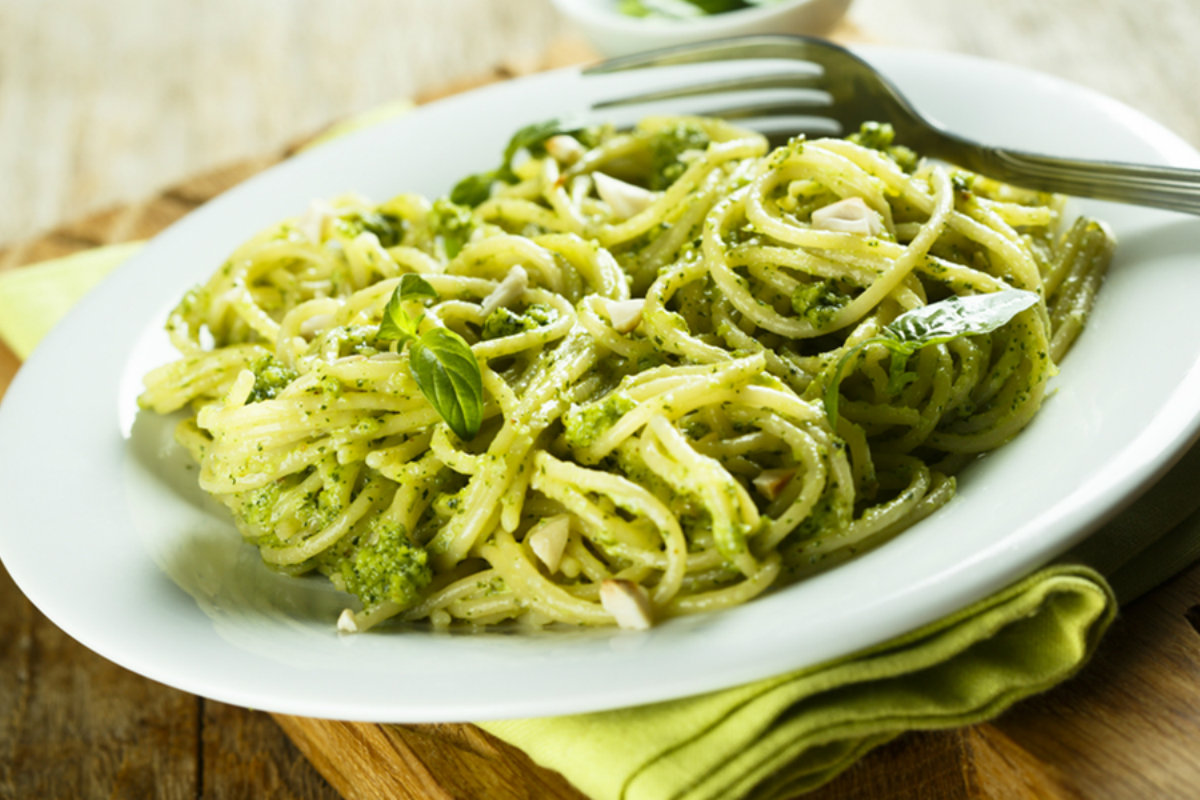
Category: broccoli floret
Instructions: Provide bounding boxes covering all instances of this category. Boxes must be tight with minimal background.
[649,122,710,189]
[248,355,297,402]
[331,520,432,611]
[480,303,560,340]
[428,198,474,258]
[563,390,637,449]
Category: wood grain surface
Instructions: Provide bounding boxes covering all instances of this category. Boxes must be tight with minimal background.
[3,1,1200,798]
[4,0,1199,252]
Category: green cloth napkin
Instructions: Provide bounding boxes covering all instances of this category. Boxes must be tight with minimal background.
[4,116,1198,800]
[482,565,1114,800]
[0,241,143,359]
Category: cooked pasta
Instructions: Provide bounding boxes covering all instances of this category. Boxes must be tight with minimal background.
[139,116,1113,632]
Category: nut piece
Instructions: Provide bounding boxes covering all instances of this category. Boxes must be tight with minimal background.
[752,467,796,501]
[480,265,529,318]
[545,134,586,166]
[336,608,359,634]
[604,298,645,334]
[810,197,884,237]
[528,514,572,573]
[600,579,654,630]
[594,172,657,220]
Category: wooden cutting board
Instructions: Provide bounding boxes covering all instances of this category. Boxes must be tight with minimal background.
[3,32,1200,800]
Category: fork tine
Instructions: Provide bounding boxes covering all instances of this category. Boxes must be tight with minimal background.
[583,34,859,75]
[586,34,1200,214]
[583,34,877,135]
[689,101,839,127]
[655,102,844,142]
[591,72,828,111]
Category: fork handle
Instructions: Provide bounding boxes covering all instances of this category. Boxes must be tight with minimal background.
[940,136,1200,215]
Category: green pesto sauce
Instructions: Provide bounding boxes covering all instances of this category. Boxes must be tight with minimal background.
[562,390,637,449]
[847,122,918,173]
[312,324,383,360]
[247,355,298,402]
[648,121,710,190]
[230,480,283,540]
[325,520,432,610]
[480,303,559,340]
[780,490,850,555]
[428,198,475,258]
[335,209,407,247]
[231,470,342,545]
[173,285,210,320]
[791,280,852,328]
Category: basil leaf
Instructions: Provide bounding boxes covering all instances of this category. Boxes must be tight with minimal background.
[378,288,415,343]
[409,328,484,440]
[398,272,437,302]
[880,289,1039,349]
[449,170,499,207]
[377,276,485,437]
[378,274,439,343]
[823,289,1039,428]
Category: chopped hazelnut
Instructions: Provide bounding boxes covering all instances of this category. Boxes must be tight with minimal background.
[594,172,657,220]
[600,579,654,630]
[604,298,645,334]
[480,265,529,318]
[545,134,586,166]
[528,515,571,573]
[753,467,796,501]
[810,197,884,236]
[336,608,359,634]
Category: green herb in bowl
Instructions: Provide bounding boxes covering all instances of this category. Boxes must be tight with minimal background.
[618,0,786,18]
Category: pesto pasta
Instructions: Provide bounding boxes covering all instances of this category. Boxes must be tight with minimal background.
[139,116,1113,632]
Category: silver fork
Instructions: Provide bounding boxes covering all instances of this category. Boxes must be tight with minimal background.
[586,35,1200,216]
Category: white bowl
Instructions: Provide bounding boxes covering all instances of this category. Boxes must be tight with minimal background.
[552,0,853,57]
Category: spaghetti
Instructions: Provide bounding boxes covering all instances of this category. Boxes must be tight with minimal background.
[140,116,1113,631]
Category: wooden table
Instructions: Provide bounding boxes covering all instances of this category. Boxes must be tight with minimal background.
[3,1,1200,797]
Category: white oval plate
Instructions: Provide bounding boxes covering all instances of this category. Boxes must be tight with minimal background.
[2,47,1199,723]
